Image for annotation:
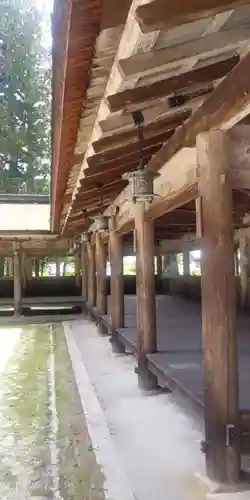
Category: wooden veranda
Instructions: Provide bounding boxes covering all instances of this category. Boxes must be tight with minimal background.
[51,0,250,486]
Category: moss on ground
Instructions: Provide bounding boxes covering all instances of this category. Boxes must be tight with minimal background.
[53,324,105,500]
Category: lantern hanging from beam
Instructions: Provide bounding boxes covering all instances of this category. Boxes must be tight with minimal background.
[80,231,89,244]
[122,110,159,203]
[91,185,110,232]
[94,214,110,232]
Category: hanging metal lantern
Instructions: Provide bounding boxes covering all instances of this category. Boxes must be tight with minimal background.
[122,110,159,204]
[91,184,110,232]
[93,214,109,232]
[123,168,159,203]
[73,240,81,251]
[80,231,89,244]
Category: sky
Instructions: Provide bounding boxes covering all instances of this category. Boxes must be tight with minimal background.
[35,0,53,48]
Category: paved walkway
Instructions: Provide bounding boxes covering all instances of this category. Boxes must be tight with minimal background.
[64,318,210,500]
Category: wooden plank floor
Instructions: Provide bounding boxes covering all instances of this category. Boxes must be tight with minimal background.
[107,295,250,411]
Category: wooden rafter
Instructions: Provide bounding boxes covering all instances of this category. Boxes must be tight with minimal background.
[87,130,174,168]
[147,53,250,173]
[93,109,191,152]
[107,55,239,112]
[119,28,250,78]
[135,0,250,33]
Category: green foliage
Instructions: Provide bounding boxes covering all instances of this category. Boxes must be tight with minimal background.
[0,0,51,194]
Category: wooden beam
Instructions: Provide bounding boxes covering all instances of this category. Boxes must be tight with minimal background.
[99,94,207,134]
[79,162,139,190]
[74,183,127,209]
[135,203,158,390]
[87,130,174,168]
[119,28,250,78]
[75,178,126,200]
[86,145,161,177]
[108,55,239,112]
[111,147,198,234]
[93,110,190,152]
[147,53,250,173]
[100,125,250,235]
[135,0,250,33]
[197,130,240,483]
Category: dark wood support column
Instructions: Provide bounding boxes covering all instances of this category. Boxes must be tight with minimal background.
[239,235,249,308]
[56,256,60,277]
[26,257,33,280]
[75,251,81,288]
[109,219,125,351]
[96,233,107,317]
[135,203,158,390]
[156,255,162,277]
[13,240,22,317]
[21,251,26,291]
[183,248,190,275]
[197,130,240,483]
[87,239,96,311]
[81,242,88,303]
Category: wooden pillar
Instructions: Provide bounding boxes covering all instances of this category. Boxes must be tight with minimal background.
[135,203,158,390]
[183,248,190,275]
[156,255,162,277]
[235,246,240,277]
[109,219,125,349]
[75,251,81,288]
[13,240,22,317]
[239,236,249,308]
[81,242,88,303]
[34,258,39,278]
[197,130,240,483]
[56,256,60,277]
[21,251,26,291]
[26,256,33,279]
[96,233,107,316]
[87,239,96,310]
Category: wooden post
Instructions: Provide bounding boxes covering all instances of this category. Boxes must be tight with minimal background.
[183,248,190,275]
[56,256,60,277]
[135,203,158,390]
[81,242,88,303]
[109,219,125,350]
[235,246,240,277]
[34,258,39,278]
[13,240,22,317]
[156,255,163,277]
[75,251,81,288]
[87,239,96,310]
[21,251,26,291]
[96,233,107,316]
[239,235,249,308]
[197,130,240,483]
[26,257,33,279]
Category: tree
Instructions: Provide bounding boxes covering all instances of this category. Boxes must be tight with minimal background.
[0,0,51,194]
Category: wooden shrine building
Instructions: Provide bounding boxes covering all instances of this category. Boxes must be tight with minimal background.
[50,0,250,487]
